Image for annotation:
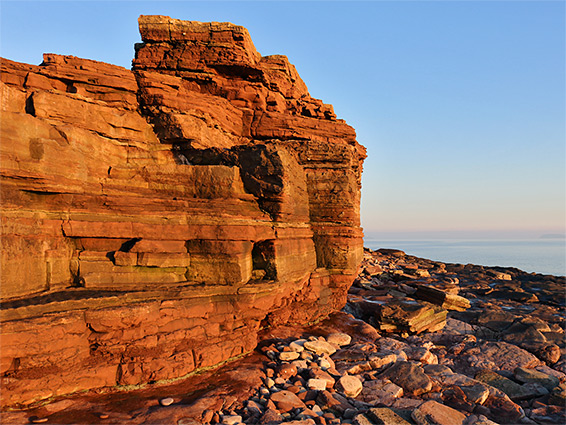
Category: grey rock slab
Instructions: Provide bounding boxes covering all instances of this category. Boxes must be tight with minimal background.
[475,369,541,401]
[366,407,412,425]
[514,366,559,390]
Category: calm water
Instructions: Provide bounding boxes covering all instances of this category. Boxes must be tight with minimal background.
[364,239,566,276]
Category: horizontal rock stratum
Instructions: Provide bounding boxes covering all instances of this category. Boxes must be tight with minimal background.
[0,16,366,407]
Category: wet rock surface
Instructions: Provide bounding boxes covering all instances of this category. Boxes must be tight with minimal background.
[2,248,564,424]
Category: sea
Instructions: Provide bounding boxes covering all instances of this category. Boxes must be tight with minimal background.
[363,239,566,276]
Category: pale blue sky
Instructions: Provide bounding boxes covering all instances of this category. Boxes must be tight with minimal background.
[1,1,564,238]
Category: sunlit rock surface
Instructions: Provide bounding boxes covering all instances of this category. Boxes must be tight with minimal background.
[0,15,365,407]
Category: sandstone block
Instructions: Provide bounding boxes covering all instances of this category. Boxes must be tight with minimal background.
[303,340,337,356]
[411,400,466,425]
[336,375,363,398]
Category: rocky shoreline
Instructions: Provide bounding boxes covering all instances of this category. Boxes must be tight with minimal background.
[3,248,564,425]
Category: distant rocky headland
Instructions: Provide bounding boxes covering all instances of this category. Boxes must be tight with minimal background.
[1,15,564,425]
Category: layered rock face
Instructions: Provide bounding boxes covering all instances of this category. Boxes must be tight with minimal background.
[0,16,365,407]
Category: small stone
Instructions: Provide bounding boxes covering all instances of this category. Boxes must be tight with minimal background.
[319,357,332,369]
[99,414,110,419]
[308,368,335,388]
[307,378,327,391]
[259,408,283,424]
[300,350,314,360]
[280,351,301,361]
[265,377,275,388]
[222,415,242,425]
[336,375,363,398]
[304,340,337,356]
[30,418,49,424]
[292,359,309,371]
[246,400,263,415]
[270,390,307,412]
[160,397,174,406]
[327,333,352,346]
[405,347,438,365]
[278,363,298,379]
[367,353,397,370]
[287,385,302,394]
[343,408,358,419]
[295,408,319,420]
[290,339,307,352]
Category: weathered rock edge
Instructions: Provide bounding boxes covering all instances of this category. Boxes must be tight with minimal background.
[0,15,366,407]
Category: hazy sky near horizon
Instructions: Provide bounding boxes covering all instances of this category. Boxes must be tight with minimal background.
[1,1,564,238]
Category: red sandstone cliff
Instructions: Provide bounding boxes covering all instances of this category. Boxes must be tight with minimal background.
[0,16,365,407]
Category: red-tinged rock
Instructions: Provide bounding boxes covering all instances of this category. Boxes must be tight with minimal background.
[278,364,298,380]
[259,408,283,424]
[270,390,306,413]
[441,385,475,412]
[308,368,336,389]
[0,14,365,408]
[380,361,433,396]
[529,405,566,425]
[482,394,525,424]
[316,390,353,414]
[411,400,467,425]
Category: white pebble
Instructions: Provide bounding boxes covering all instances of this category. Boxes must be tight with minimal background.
[159,397,174,406]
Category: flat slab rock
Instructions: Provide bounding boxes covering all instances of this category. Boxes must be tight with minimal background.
[303,340,337,356]
[365,407,412,425]
[412,400,467,425]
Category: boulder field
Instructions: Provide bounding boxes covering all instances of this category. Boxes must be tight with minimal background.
[1,249,564,424]
[0,16,366,407]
